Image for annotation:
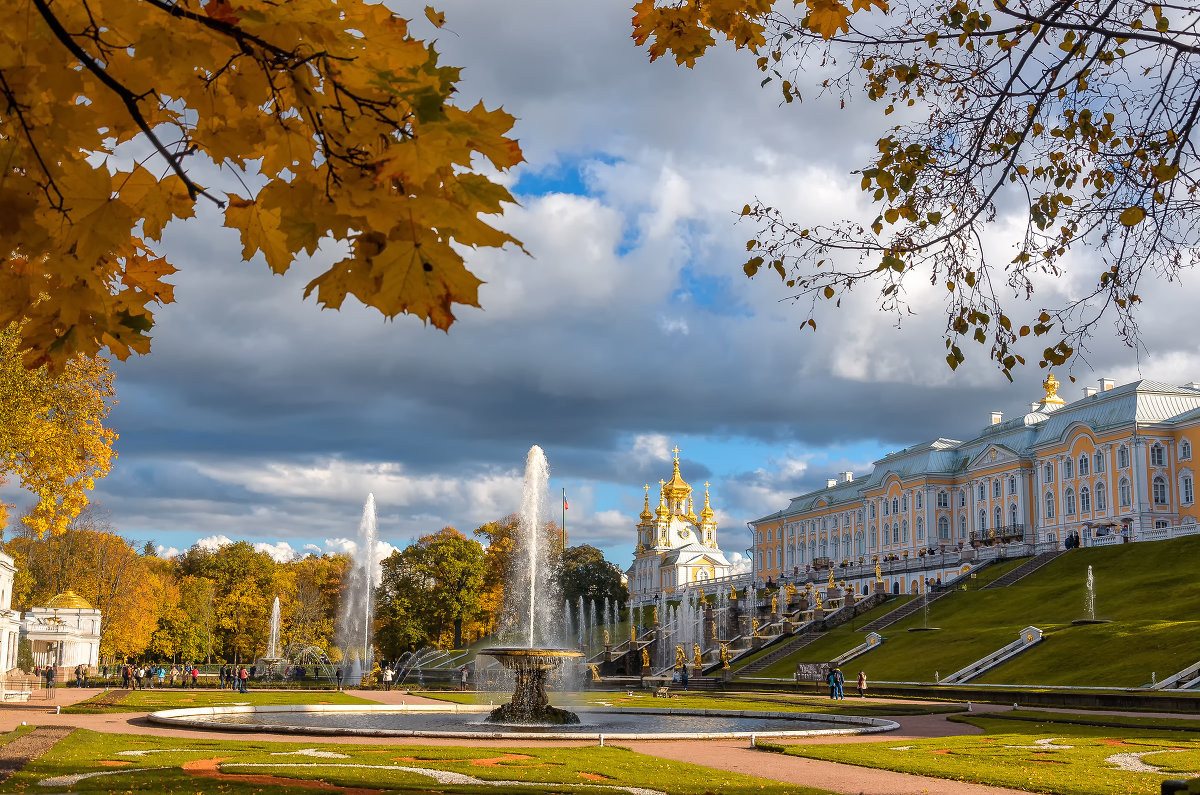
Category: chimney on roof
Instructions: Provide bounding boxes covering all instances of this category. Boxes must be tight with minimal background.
[1084,386,1097,398]
[990,411,1003,425]
[826,478,837,489]
[1100,377,1115,391]
[840,471,854,483]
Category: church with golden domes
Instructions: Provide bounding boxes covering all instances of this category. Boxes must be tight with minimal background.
[626,447,733,605]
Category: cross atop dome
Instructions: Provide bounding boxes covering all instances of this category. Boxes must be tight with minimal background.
[672,445,681,461]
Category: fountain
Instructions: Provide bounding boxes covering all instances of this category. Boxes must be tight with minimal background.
[267,597,281,659]
[1071,565,1112,625]
[481,445,582,725]
[338,493,378,684]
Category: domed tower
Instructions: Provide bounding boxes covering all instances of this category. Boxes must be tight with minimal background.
[699,481,718,548]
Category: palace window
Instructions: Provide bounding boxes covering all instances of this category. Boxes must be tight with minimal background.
[1096,483,1108,511]
[1044,462,1054,482]
[1064,458,1074,479]
[1064,488,1076,516]
[832,516,839,530]
[938,515,950,539]
[870,528,877,548]
[1119,477,1132,507]
[1044,491,1056,519]
[916,492,923,510]
[858,510,864,524]
[992,479,1001,498]
[1151,444,1166,467]
[1094,451,1105,473]
[1010,503,1018,526]
[1153,476,1168,506]
[892,524,900,543]
[937,490,949,508]
[891,497,899,514]
[902,495,908,512]
[883,500,889,516]
[959,490,967,508]
[901,519,909,542]
[1155,519,1171,529]
[1008,476,1017,495]
[1184,475,1194,505]
[1080,486,1091,513]
[978,483,986,501]
[994,505,1002,529]
[979,509,987,530]
[959,516,967,537]
[916,516,924,540]
[1182,440,1193,461]
[1079,454,1090,476]
[856,531,866,556]
[1118,446,1130,469]
[768,548,775,569]
[870,503,877,519]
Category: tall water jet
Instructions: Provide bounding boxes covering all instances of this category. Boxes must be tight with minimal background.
[338,493,378,681]
[483,445,580,724]
[266,597,282,659]
[1085,565,1095,621]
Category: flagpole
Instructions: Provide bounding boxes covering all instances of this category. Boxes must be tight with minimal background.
[562,487,567,552]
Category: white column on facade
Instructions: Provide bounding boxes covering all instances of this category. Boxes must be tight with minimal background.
[1133,435,1148,538]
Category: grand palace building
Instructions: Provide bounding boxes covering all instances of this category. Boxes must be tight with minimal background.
[748,375,1200,595]
[626,448,734,605]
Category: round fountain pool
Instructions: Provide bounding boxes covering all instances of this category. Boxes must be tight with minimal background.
[149,703,898,740]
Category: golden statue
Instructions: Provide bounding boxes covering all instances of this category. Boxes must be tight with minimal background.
[652,606,659,625]
[828,567,835,589]
[875,558,883,581]
[603,629,610,645]
[692,643,702,670]
[731,584,738,600]
[720,643,731,669]
[641,648,650,668]
[630,626,637,644]
[711,620,718,640]
[1042,372,1065,405]
[786,582,796,601]
[751,618,760,637]
[588,663,601,681]
[814,590,823,610]
[771,593,778,614]
[674,645,686,669]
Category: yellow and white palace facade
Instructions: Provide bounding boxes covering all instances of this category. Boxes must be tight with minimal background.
[626,449,734,606]
[749,376,1200,596]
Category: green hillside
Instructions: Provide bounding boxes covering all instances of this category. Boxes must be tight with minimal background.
[745,535,1200,687]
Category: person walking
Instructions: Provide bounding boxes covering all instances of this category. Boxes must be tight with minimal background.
[382,666,393,692]
[680,664,689,691]
[238,666,249,693]
[459,665,469,691]
[833,666,845,699]
[45,665,55,700]
[190,666,199,687]
[857,670,867,698]
[335,666,343,691]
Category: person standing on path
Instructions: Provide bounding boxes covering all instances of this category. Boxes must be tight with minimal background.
[238,666,249,693]
[857,670,867,698]
[45,665,55,699]
[681,664,689,691]
[460,665,469,691]
[335,667,343,691]
[826,667,838,699]
[833,666,845,699]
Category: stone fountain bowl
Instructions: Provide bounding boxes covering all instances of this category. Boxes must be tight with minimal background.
[480,647,583,725]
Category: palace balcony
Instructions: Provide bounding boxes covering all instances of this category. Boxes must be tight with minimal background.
[970,524,1025,545]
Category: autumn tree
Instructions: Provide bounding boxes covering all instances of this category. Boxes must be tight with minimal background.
[283,554,348,653]
[178,541,279,663]
[633,0,1200,376]
[2,0,524,371]
[559,545,627,610]
[0,325,116,536]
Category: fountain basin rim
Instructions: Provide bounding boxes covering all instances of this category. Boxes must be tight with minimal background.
[480,647,584,659]
[147,703,899,740]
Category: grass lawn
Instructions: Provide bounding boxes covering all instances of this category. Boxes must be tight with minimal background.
[62,689,378,714]
[801,536,1200,686]
[767,712,1200,795]
[431,689,962,717]
[3,728,829,794]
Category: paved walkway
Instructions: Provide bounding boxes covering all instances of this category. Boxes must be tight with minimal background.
[0,689,1151,795]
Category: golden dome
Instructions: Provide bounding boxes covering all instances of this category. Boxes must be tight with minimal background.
[46,590,92,610]
[700,481,715,522]
[639,484,654,523]
[662,446,692,502]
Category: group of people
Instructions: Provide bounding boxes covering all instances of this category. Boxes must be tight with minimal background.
[115,663,201,689]
[825,666,868,699]
[218,665,252,692]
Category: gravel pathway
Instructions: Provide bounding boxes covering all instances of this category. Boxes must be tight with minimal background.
[0,726,75,783]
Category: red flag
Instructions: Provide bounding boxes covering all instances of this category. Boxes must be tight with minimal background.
[564,498,569,510]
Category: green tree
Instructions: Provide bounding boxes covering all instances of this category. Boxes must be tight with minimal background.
[633,0,1200,377]
[178,541,278,663]
[559,545,627,610]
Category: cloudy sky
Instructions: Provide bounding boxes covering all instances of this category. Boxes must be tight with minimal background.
[11,0,1200,570]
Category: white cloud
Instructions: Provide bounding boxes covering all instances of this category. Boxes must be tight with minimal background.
[302,543,323,555]
[196,534,233,551]
[631,434,672,464]
[155,545,181,559]
[253,541,297,563]
[657,315,689,335]
[728,551,752,575]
